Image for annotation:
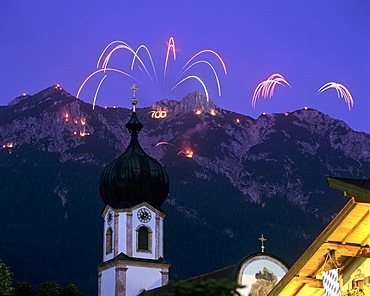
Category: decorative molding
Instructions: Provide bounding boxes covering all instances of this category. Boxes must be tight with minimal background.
[127,212,133,256]
[114,213,119,257]
[100,205,114,218]
[155,216,160,259]
[123,202,167,218]
[97,271,102,296]
[97,259,170,271]
[115,266,128,296]
[106,227,113,255]
[161,270,170,285]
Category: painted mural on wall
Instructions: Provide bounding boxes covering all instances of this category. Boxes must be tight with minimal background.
[237,254,288,296]
[341,259,370,296]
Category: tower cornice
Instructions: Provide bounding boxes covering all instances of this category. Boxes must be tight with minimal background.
[101,203,167,218]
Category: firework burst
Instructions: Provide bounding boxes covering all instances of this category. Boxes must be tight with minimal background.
[317,82,354,110]
[251,74,291,108]
[77,37,227,109]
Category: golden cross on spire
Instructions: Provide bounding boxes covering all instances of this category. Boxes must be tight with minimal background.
[259,234,266,253]
[130,82,139,112]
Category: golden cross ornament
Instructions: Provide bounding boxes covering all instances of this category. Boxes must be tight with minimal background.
[259,234,266,253]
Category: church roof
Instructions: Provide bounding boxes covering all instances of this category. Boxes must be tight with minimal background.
[182,265,236,282]
[139,265,235,296]
[140,253,288,295]
[99,107,169,209]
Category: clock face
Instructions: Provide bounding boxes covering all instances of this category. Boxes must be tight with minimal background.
[137,208,151,223]
[107,211,113,225]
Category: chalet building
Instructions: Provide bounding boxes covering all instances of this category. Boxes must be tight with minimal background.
[269,177,370,295]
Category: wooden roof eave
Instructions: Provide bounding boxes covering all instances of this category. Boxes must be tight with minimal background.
[326,177,370,200]
[269,198,358,296]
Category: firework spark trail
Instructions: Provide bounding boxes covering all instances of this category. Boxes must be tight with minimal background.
[156,142,193,158]
[131,45,158,83]
[176,60,222,96]
[92,75,107,110]
[171,76,209,100]
[182,50,227,75]
[80,42,153,106]
[317,82,354,110]
[164,37,176,79]
[102,45,151,79]
[96,41,134,68]
[257,74,291,98]
[178,149,194,158]
[252,74,291,108]
[76,68,138,99]
[155,142,175,147]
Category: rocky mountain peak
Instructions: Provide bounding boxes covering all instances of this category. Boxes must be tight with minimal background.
[151,91,217,114]
[9,85,76,108]
[7,94,31,106]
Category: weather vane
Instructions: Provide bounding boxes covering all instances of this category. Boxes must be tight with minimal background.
[130,82,139,112]
[259,234,266,253]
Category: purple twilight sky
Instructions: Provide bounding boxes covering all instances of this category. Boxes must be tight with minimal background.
[1,0,369,133]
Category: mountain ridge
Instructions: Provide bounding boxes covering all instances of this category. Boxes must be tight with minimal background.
[1,85,368,208]
[0,85,368,295]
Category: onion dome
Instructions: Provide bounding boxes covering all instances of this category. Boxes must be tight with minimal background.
[99,84,169,209]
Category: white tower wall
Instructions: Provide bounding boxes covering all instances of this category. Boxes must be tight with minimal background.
[98,203,169,296]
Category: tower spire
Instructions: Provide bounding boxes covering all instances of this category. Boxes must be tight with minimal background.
[98,82,170,296]
[130,81,139,112]
[125,82,143,136]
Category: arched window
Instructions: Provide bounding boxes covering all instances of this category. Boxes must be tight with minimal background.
[106,228,113,254]
[138,227,149,251]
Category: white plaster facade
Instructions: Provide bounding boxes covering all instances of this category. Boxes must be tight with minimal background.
[98,202,170,296]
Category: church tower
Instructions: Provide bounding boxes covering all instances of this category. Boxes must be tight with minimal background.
[97,84,170,296]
